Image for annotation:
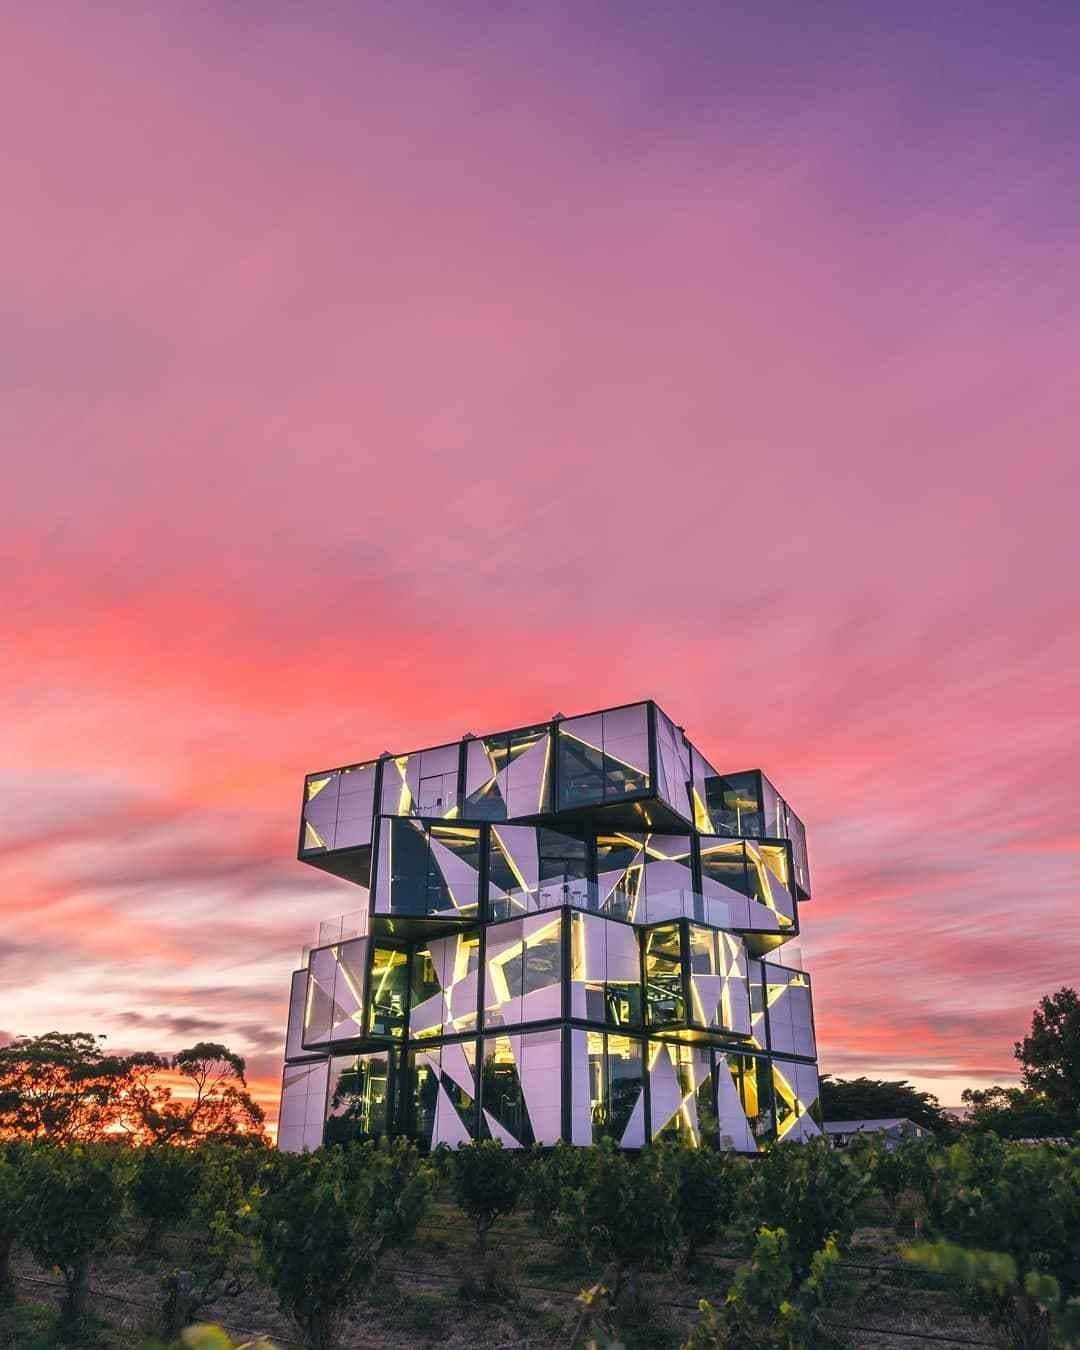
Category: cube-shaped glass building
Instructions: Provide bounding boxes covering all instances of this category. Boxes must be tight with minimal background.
[278,701,821,1152]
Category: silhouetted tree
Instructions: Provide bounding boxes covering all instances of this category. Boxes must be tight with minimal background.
[121,1042,267,1145]
[1015,987,1080,1122]
[818,1074,948,1132]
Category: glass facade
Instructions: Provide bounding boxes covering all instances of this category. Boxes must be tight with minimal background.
[282,701,821,1152]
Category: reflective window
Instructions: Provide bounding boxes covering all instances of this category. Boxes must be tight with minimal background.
[556,704,650,809]
[488,825,588,919]
[772,1058,822,1142]
[302,939,369,1047]
[376,818,481,920]
[720,1053,771,1151]
[747,842,796,929]
[654,708,693,823]
[644,923,685,1026]
[571,1029,645,1146]
[787,811,811,898]
[325,1050,393,1143]
[648,1041,712,1146]
[302,762,378,853]
[483,913,563,1029]
[705,770,763,838]
[480,1029,562,1146]
[368,945,408,1038]
[409,931,480,1038]
[570,912,642,1028]
[699,838,794,932]
[410,1040,479,1148]
[286,969,324,1061]
[764,966,815,1058]
[379,743,460,818]
[278,1060,329,1153]
[687,926,750,1034]
[464,725,552,820]
[595,832,692,922]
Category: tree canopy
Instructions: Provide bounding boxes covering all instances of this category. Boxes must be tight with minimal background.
[819,1074,948,1132]
[961,1084,1074,1139]
[1015,986,1080,1122]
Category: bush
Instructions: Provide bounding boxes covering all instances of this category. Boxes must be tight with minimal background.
[450,1139,523,1259]
[747,1137,869,1279]
[0,1143,27,1300]
[132,1144,201,1251]
[661,1143,747,1270]
[18,1144,125,1326]
[254,1141,431,1350]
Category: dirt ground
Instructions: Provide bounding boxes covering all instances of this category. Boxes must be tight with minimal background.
[5,1199,1002,1349]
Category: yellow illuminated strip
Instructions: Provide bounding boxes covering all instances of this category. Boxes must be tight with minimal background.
[560,730,648,779]
[307,776,333,801]
[537,733,551,809]
[491,826,530,894]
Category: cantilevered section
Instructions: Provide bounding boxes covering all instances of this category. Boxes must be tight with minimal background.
[279,700,819,1153]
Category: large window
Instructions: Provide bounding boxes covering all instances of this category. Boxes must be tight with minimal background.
[594,832,692,922]
[644,923,685,1026]
[480,1029,562,1146]
[483,913,563,1029]
[772,1059,822,1142]
[764,966,816,1058]
[570,911,642,1028]
[410,1040,479,1148]
[380,743,460,818]
[409,931,480,1038]
[367,945,409,1038]
[648,1042,713,1146]
[654,708,693,823]
[721,1053,772,1150]
[698,838,795,932]
[488,825,588,919]
[302,939,369,1047]
[376,818,482,920]
[325,1050,394,1143]
[278,1060,329,1153]
[301,761,377,853]
[556,704,650,809]
[688,925,750,1034]
[464,725,551,819]
[571,1030,645,1147]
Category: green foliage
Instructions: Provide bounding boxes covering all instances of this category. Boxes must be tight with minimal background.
[253,1141,431,1350]
[962,1085,1074,1139]
[17,1144,126,1325]
[660,1143,747,1268]
[525,1141,596,1236]
[449,1139,522,1255]
[818,1073,948,1132]
[682,1227,843,1349]
[1016,988,1080,1123]
[0,1142,28,1300]
[180,1326,278,1349]
[0,1033,134,1143]
[747,1137,869,1279]
[132,1145,201,1249]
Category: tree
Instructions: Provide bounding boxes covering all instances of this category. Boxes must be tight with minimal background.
[961,1085,1073,1140]
[0,1032,134,1141]
[0,1143,26,1299]
[661,1143,747,1271]
[818,1074,948,1132]
[18,1145,125,1326]
[450,1140,522,1278]
[1016,988,1080,1123]
[121,1042,268,1145]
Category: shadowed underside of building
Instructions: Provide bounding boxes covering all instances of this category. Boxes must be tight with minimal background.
[279,700,822,1152]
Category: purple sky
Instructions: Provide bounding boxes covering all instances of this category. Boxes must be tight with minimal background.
[3,0,1078,1117]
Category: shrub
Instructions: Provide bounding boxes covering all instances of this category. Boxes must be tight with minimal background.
[18,1144,125,1326]
[661,1143,747,1270]
[450,1139,523,1259]
[132,1144,201,1251]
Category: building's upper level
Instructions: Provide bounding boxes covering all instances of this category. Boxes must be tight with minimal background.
[299,700,810,901]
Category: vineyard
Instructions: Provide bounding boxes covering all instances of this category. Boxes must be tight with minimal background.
[1,1132,1078,1350]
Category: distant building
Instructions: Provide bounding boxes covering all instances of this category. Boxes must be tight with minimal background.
[825,1118,930,1150]
[278,700,821,1152]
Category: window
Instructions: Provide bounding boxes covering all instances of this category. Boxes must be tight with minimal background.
[556,704,650,809]
[483,913,563,1029]
[376,818,482,919]
[367,945,408,1038]
[379,743,460,818]
[571,1030,645,1146]
[644,923,685,1026]
[488,825,588,919]
[480,1029,562,1146]
[409,931,480,1038]
[464,726,551,819]
[301,761,378,853]
[570,911,642,1028]
[325,1050,393,1143]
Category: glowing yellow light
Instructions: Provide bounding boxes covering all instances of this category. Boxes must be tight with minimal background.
[307,776,333,801]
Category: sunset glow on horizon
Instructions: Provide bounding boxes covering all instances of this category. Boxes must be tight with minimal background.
[3,0,1078,1124]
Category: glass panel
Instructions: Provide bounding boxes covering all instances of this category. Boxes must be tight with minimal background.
[556,705,650,809]
[600,704,650,796]
[654,709,693,822]
[760,774,786,841]
[377,818,481,919]
[426,824,481,918]
[576,1030,646,1146]
[278,1059,329,1153]
[368,946,408,1038]
[480,1028,563,1147]
[410,931,480,1038]
[690,746,721,833]
[648,1041,711,1145]
[379,745,459,818]
[302,772,340,852]
[595,832,645,920]
[705,771,763,838]
[325,1050,392,1143]
[488,825,588,918]
[303,939,369,1047]
[286,969,323,1060]
[642,834,693,918]
[788,811,810,897]
[570,912,642,1028]
[333,762,378,849]
[713,1053,760,1152]
[484,913,563,1029]
[644,923,685,1025]
[410,1040,478,1148]
[747,842,795,930]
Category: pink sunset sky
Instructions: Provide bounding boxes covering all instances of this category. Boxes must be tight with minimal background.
[3,1,1078,1121]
